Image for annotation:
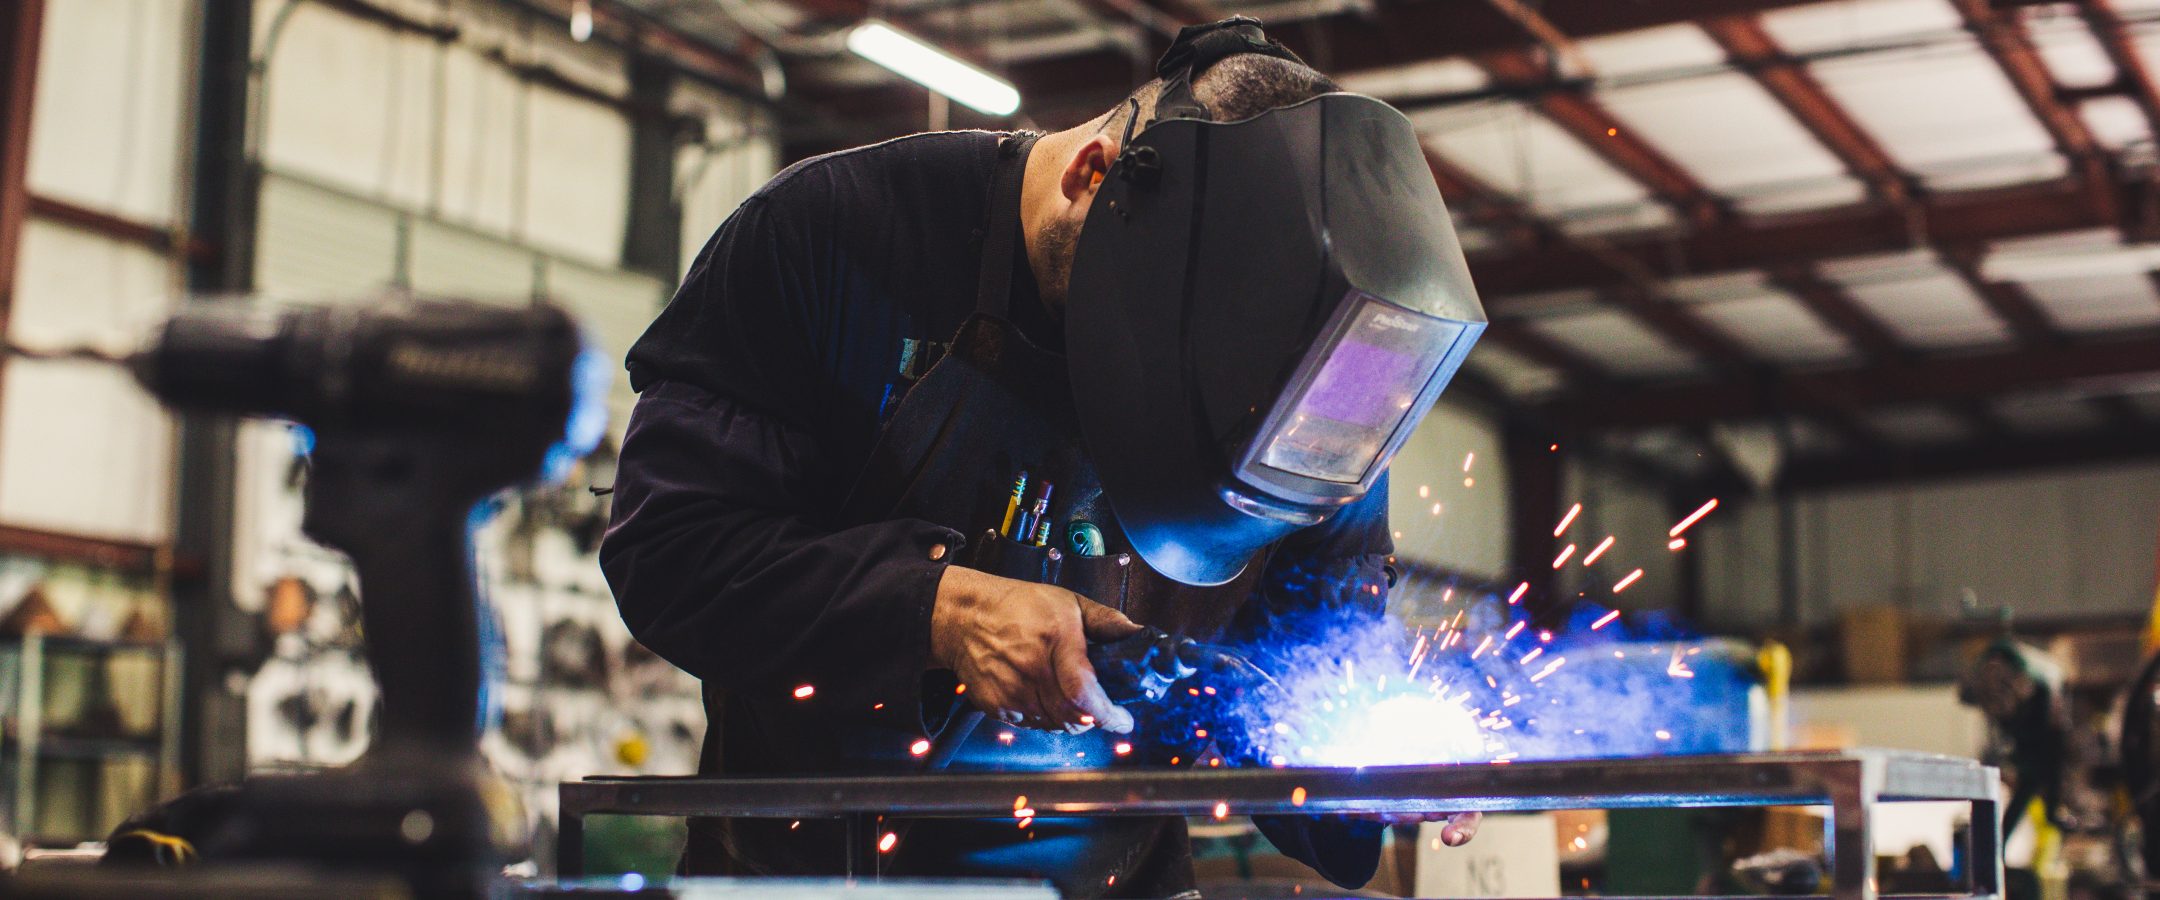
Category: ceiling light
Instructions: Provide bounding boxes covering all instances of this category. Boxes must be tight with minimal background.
[847,20,1020,117]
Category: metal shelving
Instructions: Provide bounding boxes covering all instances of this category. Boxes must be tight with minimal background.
[1,632,183,844]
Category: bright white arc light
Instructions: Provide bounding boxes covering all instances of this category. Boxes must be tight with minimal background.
[847,21,1021,117]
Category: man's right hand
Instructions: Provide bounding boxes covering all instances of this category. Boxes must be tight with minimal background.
[930,565,1143,734]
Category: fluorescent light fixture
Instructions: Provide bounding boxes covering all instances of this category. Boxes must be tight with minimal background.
[847,20,1020,117]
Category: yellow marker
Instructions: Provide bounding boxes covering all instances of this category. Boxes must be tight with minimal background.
[999,471,1028,536]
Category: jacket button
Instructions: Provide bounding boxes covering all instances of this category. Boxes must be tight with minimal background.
[929,543,948,561]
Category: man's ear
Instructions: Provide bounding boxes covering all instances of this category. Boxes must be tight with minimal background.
[1059,134,1119,204]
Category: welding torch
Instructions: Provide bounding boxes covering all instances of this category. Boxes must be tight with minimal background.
[925,626,1277,768]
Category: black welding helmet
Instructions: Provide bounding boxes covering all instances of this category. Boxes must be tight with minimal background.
[1067,18,1487,586]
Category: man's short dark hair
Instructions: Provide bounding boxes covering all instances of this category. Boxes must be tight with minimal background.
[1095,54,1340,137]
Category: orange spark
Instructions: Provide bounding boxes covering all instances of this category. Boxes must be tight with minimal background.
[1613,569,1644,593]
[792,684,815,699]
[878,832,897,852]
[1583,535,1615,565]
[1506,582,1529,605]
[1591,609,1620,630]
[1213,802,1229,820]
[909,739,931,756]
[1552,543,1576,568]
[1553,503,1581,536]
[1669,498,1718,537]
[1292,787,1308,807]
[1667,537,1686,551]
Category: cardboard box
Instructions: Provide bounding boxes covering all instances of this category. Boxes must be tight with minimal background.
[1416,813,1559,898]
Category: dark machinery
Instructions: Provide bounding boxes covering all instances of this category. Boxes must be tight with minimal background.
[50,299,605,895]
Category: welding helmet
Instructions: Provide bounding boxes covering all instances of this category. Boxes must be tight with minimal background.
[1067,18,1487,586]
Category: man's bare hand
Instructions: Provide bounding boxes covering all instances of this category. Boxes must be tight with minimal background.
[1358,811,1481,846]
[931,566,1144,734]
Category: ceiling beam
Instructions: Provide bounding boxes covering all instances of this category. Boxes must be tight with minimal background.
[1954,0,2113,213]
[1940,247,2062,345]
[1546,329,2160,429]
[1766,266,1907,361]
[1467,172,2145,296]
[1703,15,1912,206]
[1478,50,1724,225]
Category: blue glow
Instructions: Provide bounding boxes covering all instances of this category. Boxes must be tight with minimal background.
[618,872,645,891]
[1191,575,1760,768]
[288,423,316,457]
[540,340,613,485]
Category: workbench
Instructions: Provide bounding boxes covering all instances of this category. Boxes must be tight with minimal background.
[557,748,2001,900]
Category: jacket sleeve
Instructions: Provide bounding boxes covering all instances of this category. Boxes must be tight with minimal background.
[603,192,961,717]
[600,379,964,715]
[1247,471,1397,888]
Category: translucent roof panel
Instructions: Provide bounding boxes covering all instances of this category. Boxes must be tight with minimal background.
[1821,255,2017,348]
[1552,202,1680,237]
[2082,95,2153,152]
[1415,102,1661,221]
[1338,58,1489,100]
[1576,24,1729,79]
[1667,270,1773,304]
[1804,38,2066,190]
[1867,405,1972,444]
[2015,272,2160,333]
[1524,308,1708,378]
[1991,395,2106,433]
[1731,176,1873,215]
[1493,287,1602,318]
[1762,0,1965,55]
[1463,340,1566,397]
[2029,12,2119,89]
[1690,292,1861,365]
[1593,71,1863,212]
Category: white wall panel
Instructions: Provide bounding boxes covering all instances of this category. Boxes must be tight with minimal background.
[260,3,438,207]
[438,44,525,235]
[547,261,665,441]
[1388,399,1509,581]
[409,220,536,302]
[1699,461,2160,629]
[521,90,631,265]
[0,222,178,541]
[674,85,777,278]
[255,175,403,296]
[26,0,193,224]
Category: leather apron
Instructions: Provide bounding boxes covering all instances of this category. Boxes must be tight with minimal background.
[682,135,1262,898]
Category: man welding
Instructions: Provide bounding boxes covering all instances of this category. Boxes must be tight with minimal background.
[603,17,1487,897]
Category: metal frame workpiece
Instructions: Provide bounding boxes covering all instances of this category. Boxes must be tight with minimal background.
[558,748,2001,900]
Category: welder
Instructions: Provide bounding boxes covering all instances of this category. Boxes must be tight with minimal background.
[602,16,1487,897]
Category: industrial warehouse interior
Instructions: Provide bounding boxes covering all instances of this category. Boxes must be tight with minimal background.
[9,0,2160,897]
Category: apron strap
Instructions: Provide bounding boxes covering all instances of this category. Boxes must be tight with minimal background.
[974,134,1039,320]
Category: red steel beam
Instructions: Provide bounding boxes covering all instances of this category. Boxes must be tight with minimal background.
[1549,328,2160,428]
[1956,0,2097,156]
[0,0,43,370]
[1703,16,1911,205]
[0,0,40,478]
[26,194,214,260]
[1940,247,2060,345]
[1478,50,1723,225]
[1467,173,2134,296]
[1765,266,1907,361]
